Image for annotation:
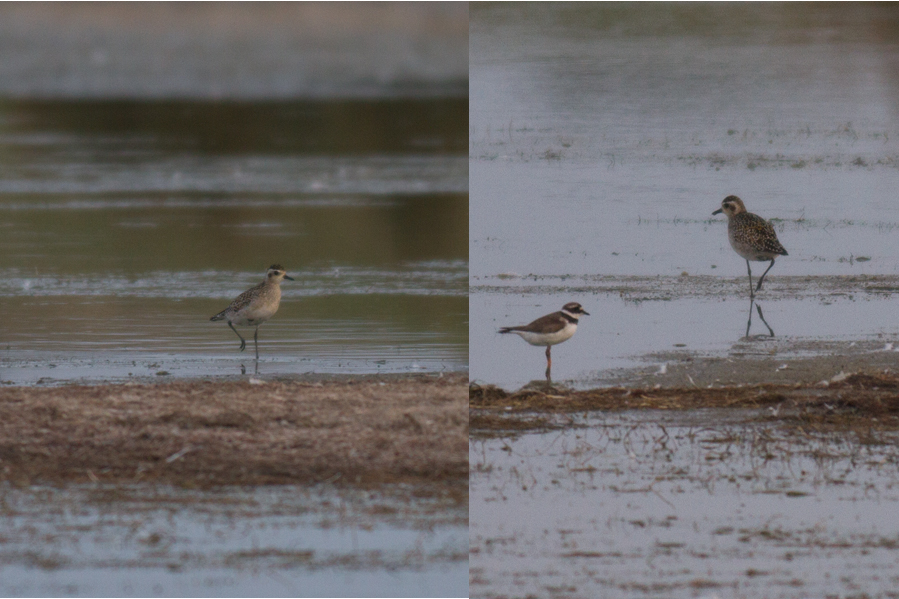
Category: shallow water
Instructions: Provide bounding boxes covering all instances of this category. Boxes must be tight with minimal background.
[471,411,899,598]
[0,4,468,99]
[471,7,899,598]
[0,98,468,385]
[470,3,899,389]
[0,483,467,597]
[470,277,899,389]
[0,6,469,596]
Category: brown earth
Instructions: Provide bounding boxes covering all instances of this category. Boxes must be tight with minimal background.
[0,374,467,498]
[470,371,899,436]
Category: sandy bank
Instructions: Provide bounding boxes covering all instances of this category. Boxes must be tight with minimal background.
[0,374,467,496]
[471,371,899,437]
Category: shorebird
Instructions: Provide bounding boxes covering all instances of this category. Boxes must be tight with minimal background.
[712,195,788,297]
[499,302,589,381]
[210,264,293,359]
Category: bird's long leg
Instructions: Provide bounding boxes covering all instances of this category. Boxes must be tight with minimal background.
[228,322,246,352]
[545,346,552,382]
[254,326,260,360]
[746,297,754,338]
[755,259,777,292]
[746,260,755,299]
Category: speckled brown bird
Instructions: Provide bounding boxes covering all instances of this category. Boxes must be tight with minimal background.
[499,302,589,381]
[211,264,294,359]
[712,195,788,297]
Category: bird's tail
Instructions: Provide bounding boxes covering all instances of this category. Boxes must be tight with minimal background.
[210,310,227,322]
[498,327,516,334]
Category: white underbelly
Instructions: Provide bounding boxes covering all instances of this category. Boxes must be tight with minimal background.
[514,324,577,346]
[230,302,279,327]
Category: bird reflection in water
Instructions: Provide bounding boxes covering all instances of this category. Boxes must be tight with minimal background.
[745,297,774,339]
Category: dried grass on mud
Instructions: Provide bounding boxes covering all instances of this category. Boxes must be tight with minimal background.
[471,372,899,436]
[0,374,467,494]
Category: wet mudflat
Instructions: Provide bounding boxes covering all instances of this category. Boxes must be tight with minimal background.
[0,4,468,596]
[471,5,899,598]
[470,3,899,390]
[471,405,899,598]
[0,483,467,597]
[471,373,899,598]
[0,374,467,488]
[0,373,467,597]
[474,274,899,390]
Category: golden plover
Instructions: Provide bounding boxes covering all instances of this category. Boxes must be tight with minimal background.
[210,264,294,359]
[712,195,788,297]
[499,302,589,381]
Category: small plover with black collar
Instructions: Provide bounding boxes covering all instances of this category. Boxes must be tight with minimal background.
[499,302,589,380]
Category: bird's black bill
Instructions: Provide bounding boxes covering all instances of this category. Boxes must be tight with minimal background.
[284,275,295,280]
[581,310,590,315]
[712,208,723,215]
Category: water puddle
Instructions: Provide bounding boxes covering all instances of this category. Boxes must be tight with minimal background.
[471,276,899,390]
[0,483,467,597]
[471,410,899,598]
[0,99,467,385]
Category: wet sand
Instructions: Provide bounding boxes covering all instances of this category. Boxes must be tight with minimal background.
[469,395,899,598]
[0,374,467,499]
[472,273,899,301]
[471,372,899,596]
[595,339,899,390]
[472,370,899,433]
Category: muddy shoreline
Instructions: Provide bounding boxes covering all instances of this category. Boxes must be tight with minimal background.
[0,374,467,500]
[471,273,899,301]
[471,370,899,437]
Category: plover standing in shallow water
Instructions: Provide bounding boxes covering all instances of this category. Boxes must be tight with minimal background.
[210,264,294,359]
[499,302,589,381]
[712,195,788,297]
